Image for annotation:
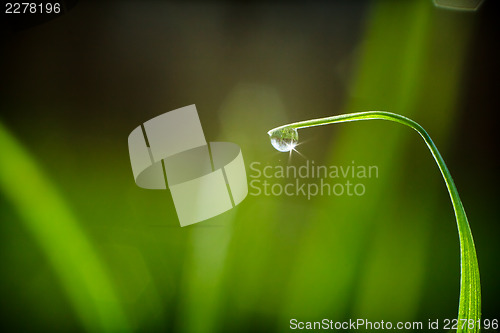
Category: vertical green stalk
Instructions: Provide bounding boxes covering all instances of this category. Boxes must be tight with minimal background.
[268,110,481,333]
[0,122,130,333]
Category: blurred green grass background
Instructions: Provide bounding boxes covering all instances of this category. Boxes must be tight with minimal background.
[0,0,498,332]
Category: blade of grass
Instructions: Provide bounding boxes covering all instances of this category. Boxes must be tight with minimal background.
[269,111,481,333]
[0,121,130,333]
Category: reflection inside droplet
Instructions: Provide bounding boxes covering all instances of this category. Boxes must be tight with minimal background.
[268,127,298,152]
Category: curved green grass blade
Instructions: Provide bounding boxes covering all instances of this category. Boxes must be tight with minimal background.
[0,122,130,333]
[269,111,481,333]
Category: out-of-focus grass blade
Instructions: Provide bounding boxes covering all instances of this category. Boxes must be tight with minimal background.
[0,121,130,333]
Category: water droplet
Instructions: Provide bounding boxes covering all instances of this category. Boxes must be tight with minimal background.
[268,127,298,152]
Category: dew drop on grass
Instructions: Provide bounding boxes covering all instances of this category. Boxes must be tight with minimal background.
[268,127,298,152]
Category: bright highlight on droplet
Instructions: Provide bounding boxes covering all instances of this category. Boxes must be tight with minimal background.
[268,127,298,152]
